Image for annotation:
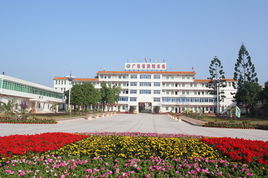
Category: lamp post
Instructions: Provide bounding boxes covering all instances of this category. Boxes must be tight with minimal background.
[67,74,73,112]
[213,79,220,115]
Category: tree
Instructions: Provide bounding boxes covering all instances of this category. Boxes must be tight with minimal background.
[233,44,259,115]
[233,44,258,89]
[67,83,100,111]
[82,83,100,110]
[262,81,268,103]
[70,85,84,110]
[207,56,226,114]
[100,83,120,111]
[236,82,262,115]
[0,100,16,116]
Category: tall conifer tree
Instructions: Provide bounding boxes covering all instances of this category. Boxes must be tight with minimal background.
[207,56,226,113]
[233,44,260,115]
[233,44,258,89]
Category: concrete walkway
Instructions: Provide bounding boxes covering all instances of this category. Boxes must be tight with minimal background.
[0,114,267,141]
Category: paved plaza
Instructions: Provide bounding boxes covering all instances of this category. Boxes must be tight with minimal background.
[0,114,267,141]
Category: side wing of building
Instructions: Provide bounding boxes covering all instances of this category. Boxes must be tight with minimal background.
[0,74,64,113]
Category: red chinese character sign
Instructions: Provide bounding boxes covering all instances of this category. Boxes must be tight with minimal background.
[125,63,167,71]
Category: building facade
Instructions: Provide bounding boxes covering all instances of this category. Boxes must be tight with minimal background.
[53,62,236,113]
[0,74,64,113]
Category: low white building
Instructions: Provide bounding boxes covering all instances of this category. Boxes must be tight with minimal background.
[0,74,64,113]
[53,62,236,113]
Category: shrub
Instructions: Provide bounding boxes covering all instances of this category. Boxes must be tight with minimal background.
[129,106,136,114]
[153,106,160,114]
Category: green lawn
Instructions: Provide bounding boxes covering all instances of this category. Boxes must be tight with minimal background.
[199,116,268,125]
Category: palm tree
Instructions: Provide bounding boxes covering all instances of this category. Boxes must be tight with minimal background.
[0,100,16,117]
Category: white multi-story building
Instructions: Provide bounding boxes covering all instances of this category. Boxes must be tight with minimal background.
[0,74,64,113]
[53,62,236,113]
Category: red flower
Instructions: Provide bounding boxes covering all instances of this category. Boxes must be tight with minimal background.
[201,137,268,165]
[0,133,87,158]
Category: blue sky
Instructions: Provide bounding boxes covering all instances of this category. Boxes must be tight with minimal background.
[0,0,267,87]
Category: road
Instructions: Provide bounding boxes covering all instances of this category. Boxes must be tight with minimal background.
[0,113,267,141]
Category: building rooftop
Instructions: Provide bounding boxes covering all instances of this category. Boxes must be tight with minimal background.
[97,70,196,75]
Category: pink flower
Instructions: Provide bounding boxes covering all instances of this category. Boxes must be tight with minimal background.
[19,171,25,176]
[116,168,120,174]
[202,169,209,173]
[4,170,15,174]
[85,169,93,173]
[145,174,151,178]
[247,172,253,176]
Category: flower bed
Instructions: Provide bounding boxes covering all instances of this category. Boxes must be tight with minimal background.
[0,133,267,177]
[201,137,268,165]
[0,117,57,124]
[49,135,221,160]
[0,133,87,160]
[83,132,202,138]
[1,156,265,177]
[204,122,268,130]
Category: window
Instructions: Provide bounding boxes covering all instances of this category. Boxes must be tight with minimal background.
[130,82,137,86]
[154,75,160,79]
[154,98,161,102]
[140,90,151,94]
[130,90,137,94]
[154,82,161,87]
[130,97,137,101]
[140,74,151,79]
[119,97,128,101]
[153,90,161,94]
[122,82,128,86]
[121,90,128,94]
[140,82,151,86]
[2,80,63,99]
[130,74,137,79]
